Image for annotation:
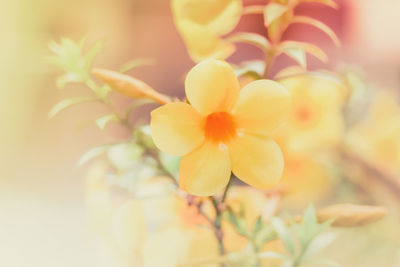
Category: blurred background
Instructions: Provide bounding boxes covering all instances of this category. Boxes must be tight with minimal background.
[1,0,400,266]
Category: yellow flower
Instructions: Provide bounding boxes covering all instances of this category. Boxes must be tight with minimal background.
[142,225,219,267]
[171,0,242,62]
[280,151,334,207]
[277,73,345,154]
[346,91,400,173]
[85,164,147,267]
[150,59,290,196]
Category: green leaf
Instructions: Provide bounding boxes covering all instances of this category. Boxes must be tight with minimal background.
[253,216,264,235]
[83,39,104,71]
[305,232,337,256]
[296,204,319,246]
[55,72,82,88]
[107,143,144,171]
[254,224,277,248]
[225,207,251,238]
[159,152,181,179]
[95,114,120,130]
[264,3,289,26]
[279,41,329,63]
[243,5,265,15]
[283,48,307,68]
[119,58,155,73]
[48,97,98,118]
[291,16,340,47]
[299,0,338,9]
[234,60,265,78]
[270,217,296,255]
[78,145,109,166]
[294,204,334,248]
[226,32,270,51]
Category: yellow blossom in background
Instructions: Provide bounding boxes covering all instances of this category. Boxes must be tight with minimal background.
[346,91,400,174]
[135,177,185,229]
[142,225,219,267]
[139,180,219,267]
[85,165,147,267]
[171,0,242,62]
[151,59,291,196]
[277,73,346,154]
[86,169,220,267]
[279,151,335,207]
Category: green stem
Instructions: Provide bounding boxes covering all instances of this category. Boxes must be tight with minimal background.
[263,48,276,79]
[205,178,233,266]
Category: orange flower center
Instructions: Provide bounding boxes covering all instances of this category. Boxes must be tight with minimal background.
[296,106,312,122]
[204,112,237,143]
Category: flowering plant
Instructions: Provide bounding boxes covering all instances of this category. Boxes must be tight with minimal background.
[49,1,399,266]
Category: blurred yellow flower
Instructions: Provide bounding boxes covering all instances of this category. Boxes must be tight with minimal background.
[151,59,290,196]
[85,165,147,267]
[171,0,242,62]
[142,225,219,267]
[138,180,219,267]
[346,91,400,174]
[280,151,334,207]
[277,73,345,154]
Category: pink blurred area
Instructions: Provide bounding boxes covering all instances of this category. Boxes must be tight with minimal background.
[1,0,400,266]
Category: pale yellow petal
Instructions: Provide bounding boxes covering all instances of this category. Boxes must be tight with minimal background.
[232,79,290,136]
[172,0,242,36]
[111,200,147,255]
[150,102,204,156]
[176,19,236,62]
[179,141,231,196]
[278,73,345,108]
[230,134,284,189]
[185,59,240,115]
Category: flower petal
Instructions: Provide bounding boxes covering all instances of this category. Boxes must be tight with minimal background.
[230,134,284,189]
[232,79,290,136]
[179,141,231,196]
[185,59,240,115]
[175,19,236,62]
[172,0,242,36]
[150,102,204,156]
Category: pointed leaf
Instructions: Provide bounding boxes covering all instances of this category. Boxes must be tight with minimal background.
[48,97,98,118]
[283,48,307,68]
[56,72,82,88]
[84,40,104,71]
[253,216,264,235]
[226,32,270,51]
[95,114,120,130]
[291,16,340,47]
[279,41,329,62]
[78,145,109,166]
[119,58,155,73]
[299,0,338,9]
[243,5,265,15]
[271,217,296,255]
[264,3,290,27]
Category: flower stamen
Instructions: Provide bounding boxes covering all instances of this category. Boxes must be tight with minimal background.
[204,112,237,143]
